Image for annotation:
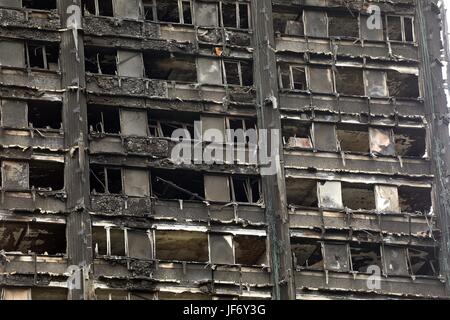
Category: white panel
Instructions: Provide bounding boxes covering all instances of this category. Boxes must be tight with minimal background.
[375,185,400,213]
[123,169,150,197]
[204,175,230,202]
[120,109,148,136]
[197,57,222,85]
[117,50,144,77]
[318,181,343,209]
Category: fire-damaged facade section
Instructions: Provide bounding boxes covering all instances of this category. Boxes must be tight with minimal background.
[0,0,450,300]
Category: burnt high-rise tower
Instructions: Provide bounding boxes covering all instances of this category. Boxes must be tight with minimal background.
[0,0,450,300]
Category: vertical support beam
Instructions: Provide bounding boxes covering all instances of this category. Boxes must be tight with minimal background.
[416,0,450,294]
[59,0,93,300]
[251,0,295,300]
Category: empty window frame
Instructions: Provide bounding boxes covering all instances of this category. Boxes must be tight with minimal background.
[144,0,192,24]
[226,117,257,146]
[88,105,121,134]
[350,243,382,273]
[407,246,439,276]
[25,43,59,70]
[327,12,359,38]
[205,175,260,203]
[27,100,62,130]
[234,235,267,265]
[282,120,312,148]
[29,161,64,190]
[155,230,209,262]
[0,221,66,255]
[273,7,303,36]
[291,239,323,269]
[151,168,205,201]
[89,165,123,194]
[223,60,253,86]
[83,0,114,17]
[334,67,365,96]
[398,186,432,215]
[279,64,307,90]
[148,110,198,139]
[342,182,375,211]
[92,226,153,258]
[386,71,420,98]
[394,127,427,157]
[230,176,260,204]
[286,178,318,207]
[221,1,250,29]
[22,0,56,10]
[85,47,117,75]
[92,227,126,256]
[336,125,370,154]
[386,16,415,42]
[144,52,196,82]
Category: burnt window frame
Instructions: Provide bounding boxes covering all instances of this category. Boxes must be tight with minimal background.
[89,165,123,195]
[278,64,308,91]
[143,0,193,25]
[230,175,261,204]
[386,15,415,43]
[222,59,253,86]
[220,1,251,30]
[83,0,114,17]
[225,117,257,148]
[92,225,153,258]
[25,42,59,70]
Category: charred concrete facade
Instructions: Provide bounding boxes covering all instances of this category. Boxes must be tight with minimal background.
[0,0,450,300]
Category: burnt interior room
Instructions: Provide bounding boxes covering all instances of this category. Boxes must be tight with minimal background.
[26,43,59,70]
[273,6,303,36]
[29,161,64,190]
[341,182,375,210]
[148,109,199,138]
[395,127,427,157]
[336,125,370,153]
[291,239,323,269]
[282,120,312,148]
[22,0,56,10]
[151,168,204,201]
[398,186,432,214]
[0,221,66,255]
[234,235,267,265]
[350,243,382,273]
[89,165,123,194]
[387,71,420,98]
[328,12,359,38]
[27,100,62,130]
[155,230,208,262]
[286,178,318,207]
[335,67,365,96]
[84,47,117,75]
[88,105,121,134]
[143,51,197,82]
